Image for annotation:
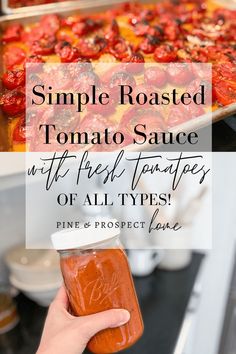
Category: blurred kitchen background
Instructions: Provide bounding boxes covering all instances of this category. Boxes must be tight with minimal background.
[0,152,236,354]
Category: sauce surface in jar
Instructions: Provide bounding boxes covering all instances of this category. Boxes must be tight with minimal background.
[60,247,144,354]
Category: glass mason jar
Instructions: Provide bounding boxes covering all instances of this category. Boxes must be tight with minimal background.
[51,220,144,354]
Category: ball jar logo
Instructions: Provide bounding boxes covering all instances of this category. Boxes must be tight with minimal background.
[84,273,120,306]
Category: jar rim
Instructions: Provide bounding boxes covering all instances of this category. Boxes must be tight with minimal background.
[51,218,120,250]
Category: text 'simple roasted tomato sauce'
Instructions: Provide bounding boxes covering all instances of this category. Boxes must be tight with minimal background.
[51,222,144,354]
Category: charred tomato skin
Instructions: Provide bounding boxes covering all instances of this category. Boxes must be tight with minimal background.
[154,45,177,63]
[2,69,25,90]
[1,88,25,116]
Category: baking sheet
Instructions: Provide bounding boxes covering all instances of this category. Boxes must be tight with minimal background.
[1,0,125,14]
[1,0,77,15]
[0,0,236,152]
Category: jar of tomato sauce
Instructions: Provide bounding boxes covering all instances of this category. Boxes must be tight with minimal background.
[51,221,144,354]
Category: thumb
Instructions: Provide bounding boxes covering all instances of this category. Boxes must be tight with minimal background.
[79,309,130,339]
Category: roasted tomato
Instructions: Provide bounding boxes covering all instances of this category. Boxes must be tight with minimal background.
[55,41,81,63]
[74,71,100,93]
[30,36,56,56]
[168,101,204,128]
[201,46,233,64]
[40,107,79,132]
[168,105,189,128]
[109,37,131,60]
[2,69,25,90]
[105,20,120,44]
[213,82,236,106]
[129,9,156,26]
[55,41,69,54]
[154,45,177,63]
[72,18,103,36]
[13,115,26,143]
[69,60,92,78]
[109,71,136,101]
[2,24,23,43]
[191,62,211,80]
[139,35,160,54]
[40,15,60,35]
[164,21,180,41]
[213,8,236,23]
[187,78,213,105]
[60,16,78,27]
[189,47,209,63]
[109,71,136,97]
[144,66,167,87]
[4,47,26,69]
[0,88,25,116]
[134,21,152,36]
[55,108,80,132]
[120,107,166,139]
[56,30,73,44]
[123,52,145,63]
[60,46,81,63]
[24,55,45,72]
[214,62,236,84]
[76,39,103,59]
[46,66,73,90]
[167,63,193,85]
[21,26,45,44]
[87,86,116,115]
[100,64,126,85]
[172,39,185,50]
[93,36,108,52]
[122,53,145,74]
[25,55,45,64]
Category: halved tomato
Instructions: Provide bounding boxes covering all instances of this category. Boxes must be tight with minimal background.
[167,103,204,128]
[55,42,81,63]
[167,63,193,86]
[144,66,167,88]
[4,47,26,69]
[168,105,188,128]
[2,69,25,90]
[213,81,236,106]
[0,88,25,116]
[76,39,102,59]
[30,36,56,56]
[109,37,132,60]
[72,18,103,36]
[154,44,177,63]
[120,107,166,138]
[139,35,160,54]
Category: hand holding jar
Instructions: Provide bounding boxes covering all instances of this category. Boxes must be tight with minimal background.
[47,219,144,354]
[36,285,130,354]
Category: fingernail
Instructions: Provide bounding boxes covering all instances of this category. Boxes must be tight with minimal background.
[115,310,130,327]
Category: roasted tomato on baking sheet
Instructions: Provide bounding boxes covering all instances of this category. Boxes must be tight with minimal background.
[0,0,236,151]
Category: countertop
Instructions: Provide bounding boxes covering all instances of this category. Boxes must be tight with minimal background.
[3,253,204,354]
[212,120,236,151]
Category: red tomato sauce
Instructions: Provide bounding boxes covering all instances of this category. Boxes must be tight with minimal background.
[60,248,144,353]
